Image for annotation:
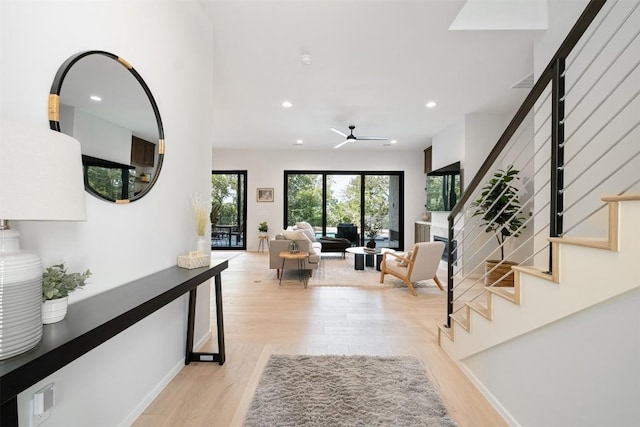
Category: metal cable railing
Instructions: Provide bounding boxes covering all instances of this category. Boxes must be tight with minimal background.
[445,0,640,327]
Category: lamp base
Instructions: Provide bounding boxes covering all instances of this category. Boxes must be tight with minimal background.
[0,228,43,360]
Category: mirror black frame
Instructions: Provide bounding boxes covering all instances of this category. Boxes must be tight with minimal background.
[49,50,164,203]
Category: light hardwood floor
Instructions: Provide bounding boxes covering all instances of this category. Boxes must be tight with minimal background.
[133,251,506,427]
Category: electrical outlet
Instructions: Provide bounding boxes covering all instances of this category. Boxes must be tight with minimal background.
[30,383,55,427]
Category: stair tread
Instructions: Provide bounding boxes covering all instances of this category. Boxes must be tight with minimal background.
[437,324,454,342]
[602,193,640,202]
[512,265,558,283]
[450,311,470,331]
[486,286,519,304]
[548,236,614,250]
[467,301,491,319]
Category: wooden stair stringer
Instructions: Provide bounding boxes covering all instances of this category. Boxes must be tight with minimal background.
[439,197,640,361]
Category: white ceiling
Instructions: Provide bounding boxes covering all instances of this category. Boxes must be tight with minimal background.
[201,0,545,152]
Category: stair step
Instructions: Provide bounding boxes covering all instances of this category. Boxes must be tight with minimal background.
[437,324,454,344]
[601,193,640,202]
[467,301,491,320]
[512,265,558,283]
[451,310,470,331]
[486,286,520,304]
[548,236,614,250]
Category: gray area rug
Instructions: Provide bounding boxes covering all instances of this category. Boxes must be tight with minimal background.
[272,254,443,291]
[244,354,457,427]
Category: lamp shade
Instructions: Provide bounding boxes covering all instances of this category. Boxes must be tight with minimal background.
[1,120,86,220]
[0,120,86,360]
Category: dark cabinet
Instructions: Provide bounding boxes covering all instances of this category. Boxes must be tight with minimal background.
[424,147,432,173]
[131,136,155,167]
[415,222,431,243]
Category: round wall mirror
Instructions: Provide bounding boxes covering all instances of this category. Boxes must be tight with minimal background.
[49,50,164,203]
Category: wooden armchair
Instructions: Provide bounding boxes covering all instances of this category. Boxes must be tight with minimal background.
[379,242,445,296]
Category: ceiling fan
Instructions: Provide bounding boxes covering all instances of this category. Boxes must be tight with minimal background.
[330,125,388,148]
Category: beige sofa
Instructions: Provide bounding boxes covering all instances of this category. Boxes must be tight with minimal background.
[269,228,321,278]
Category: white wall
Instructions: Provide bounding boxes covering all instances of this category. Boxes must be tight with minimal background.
[1,1,214,425]
[211,148,425,250]
[429,120,465,231]
[465,288,640,427]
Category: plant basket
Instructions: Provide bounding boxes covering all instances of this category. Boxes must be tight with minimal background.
[485,260,517,287]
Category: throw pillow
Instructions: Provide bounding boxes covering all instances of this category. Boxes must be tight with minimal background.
[398,250,413,267]
[282,229,310,241]
[295,221,312,230]
[300,227,316,242]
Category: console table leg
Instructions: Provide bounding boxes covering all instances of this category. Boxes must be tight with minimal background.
[214,274,225,364]
[1,396,18,427]
[185,275,226,365]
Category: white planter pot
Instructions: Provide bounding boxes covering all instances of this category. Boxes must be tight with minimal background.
[42,296,69,324]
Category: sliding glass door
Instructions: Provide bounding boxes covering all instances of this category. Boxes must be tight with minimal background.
[284,171,403,249]
[211,171,247,250]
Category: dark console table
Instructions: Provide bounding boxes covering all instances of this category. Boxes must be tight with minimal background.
[0,260,228,427]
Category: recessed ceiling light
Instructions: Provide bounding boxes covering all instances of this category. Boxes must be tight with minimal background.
[282,100,293,108]
[301,54,312,65]
[295,139,303,145]
[390,140,398,144]
[426,101,437,108]
[90,95,102,102]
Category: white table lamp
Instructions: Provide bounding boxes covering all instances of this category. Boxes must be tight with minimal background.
[0,120,86,360]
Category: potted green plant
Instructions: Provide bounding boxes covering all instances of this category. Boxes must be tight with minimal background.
[471,165,526,287]
[258,221,269,235]
[42,263,92,324]
[364,216,383,249]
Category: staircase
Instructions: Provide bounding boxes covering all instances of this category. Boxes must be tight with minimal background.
[438,194,639,360]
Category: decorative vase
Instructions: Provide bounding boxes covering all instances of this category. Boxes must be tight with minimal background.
[42,296,69,324]
[484,260,517,287]
[366,239,376,249]
[197,235,209,255]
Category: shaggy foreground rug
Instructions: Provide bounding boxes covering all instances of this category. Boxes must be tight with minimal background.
[244,355,457,427]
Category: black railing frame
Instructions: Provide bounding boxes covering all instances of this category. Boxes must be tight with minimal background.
[550,56,566,271]
[445,0,607,328]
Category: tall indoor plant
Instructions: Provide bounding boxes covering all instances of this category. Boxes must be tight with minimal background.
[471,165,526,286]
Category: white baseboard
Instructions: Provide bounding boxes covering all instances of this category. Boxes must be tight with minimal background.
[118,330,213,426]
[457,361,521,427]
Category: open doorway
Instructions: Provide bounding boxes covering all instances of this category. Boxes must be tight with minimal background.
[211,171,247,250]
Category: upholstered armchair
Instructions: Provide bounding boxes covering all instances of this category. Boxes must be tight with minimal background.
[379,242,445,296]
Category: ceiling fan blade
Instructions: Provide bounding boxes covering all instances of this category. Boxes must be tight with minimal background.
[330,127,348,138]
[334,139,350,149]
[357,136,389,141]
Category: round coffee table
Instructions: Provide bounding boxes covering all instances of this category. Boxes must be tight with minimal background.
[345,247,395,271]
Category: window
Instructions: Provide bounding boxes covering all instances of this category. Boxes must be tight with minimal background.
[284,171,404,249]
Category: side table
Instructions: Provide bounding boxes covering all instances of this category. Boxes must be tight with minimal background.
[278,251,310,288]
[258,234,270,252]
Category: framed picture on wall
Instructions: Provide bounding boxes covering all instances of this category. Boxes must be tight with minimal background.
[257,188,274,202]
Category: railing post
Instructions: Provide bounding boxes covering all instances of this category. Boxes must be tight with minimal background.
[549,57,566,273]
[446,216,454,328]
